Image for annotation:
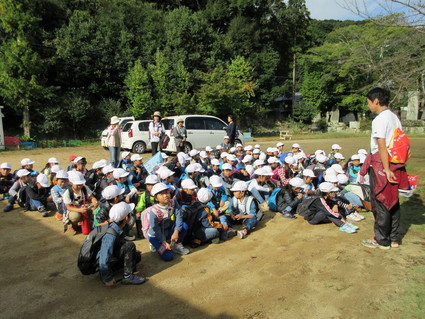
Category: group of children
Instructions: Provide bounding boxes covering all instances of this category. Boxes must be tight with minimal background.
[1,140,372,286]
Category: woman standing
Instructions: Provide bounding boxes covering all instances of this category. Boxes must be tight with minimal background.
[225,115,237,147]
[106,116,122,168]
[149,111,165,156]
[173,118,187,153]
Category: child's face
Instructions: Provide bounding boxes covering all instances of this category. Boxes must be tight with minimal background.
[233,190,245,199]
[336,158,342,163]
[164,176,174,184]
[25,164,33,170]
[57,179,67,188]
[212,186,220,191]
[184,188,195,195]
[21,175,30,183]
[114,195,124,203]
[76,162,86,170]
[253,154,259,159]
[328,191,336,198]
[72,183,84,192]
[118,177,127,183]
[292,186,302,193]
[1,168,11,176]
[212,165,219,170]
[125,156,131,161]
[304,176,313,184]
[352,160,360,166]
[270,163,277,169]
[155,190,171,205]
[222,169,232,177]
[146,184,154,192]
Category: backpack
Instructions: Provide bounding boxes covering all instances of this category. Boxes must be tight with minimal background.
[77,224,117,275]
[232,196,256,216]
[296,196,319,220]
[388,128,411,164]
[181,201,206,244]
[267,188,282,212]
[16,182,28,208]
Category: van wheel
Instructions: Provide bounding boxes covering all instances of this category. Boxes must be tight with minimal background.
[132,141,146,154]
[183,142,192,154]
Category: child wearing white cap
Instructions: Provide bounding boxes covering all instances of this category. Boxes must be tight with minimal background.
[249,168,272,215]
[51,170,69,221]
[128,154,148,190]
[25,173,51,217]
[96,201,145,286]
[73,157,88,176]
[277,177,306,219]
[271,157,296,187]
[117,151,132,170]
[142,183,190,261]
[349,155,361,183]
[3,169,32,212]
[205,159,222,178]
[222,181,258,239]
[175,178,197,207]
[0,162,14,200]
[206,175,230,220]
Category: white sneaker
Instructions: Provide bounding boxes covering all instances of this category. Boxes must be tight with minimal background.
[149,243,156,252]
[173,243,190,255]
[353,212,365,220]
[347,213,362,222]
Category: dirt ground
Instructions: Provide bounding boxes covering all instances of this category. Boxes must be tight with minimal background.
[0,137,424,319]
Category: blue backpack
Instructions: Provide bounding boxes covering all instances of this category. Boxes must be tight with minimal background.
[268,187,282,212]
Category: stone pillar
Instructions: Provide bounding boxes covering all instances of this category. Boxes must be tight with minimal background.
[330,106,340,122]
[406,91,419,120]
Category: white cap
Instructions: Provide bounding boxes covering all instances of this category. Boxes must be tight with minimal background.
[194,163,205,173]
[189,149,199,157]
[245,165,254,175]
[229,147,237,154]
[131,154,143,161]
[262,166,274,176]
[276,142,284,147]
[302,169,316,178]
[223,136,230,140]
[1,162,12,169]
[337,174,349,185]
[56,170,68,179]
[230,181,248,192]
[358,149,368,155]
[183,154,192,161]
[222,163,232,171]
[295,152,307,160]
[36,174,50,188]
[244,145,253,151]
[102,185,125,200]
[284,156,296,165]
[209,175,223,187]
[157,167,174,179]
[254,168,265,176]
[197,188,213,203]
[121,151,131,158]
[98,159,109,167]
[110,116,120,125]
[186,164,197,173]
[253,149,261,154]
[253,159,265,167]
[51,165,62,174]
[289,177,305,188]
[199,151,207,158]
[48,157,59,164]
[17,169,31,177]
[236,143,243,148]
[324,174,338,183]
[266,147,273,153]
[242,155,253,163]
[292,143,300,148]
[331,144,342,150]
[319,182,339,193]
[181,178,197,189]
[109,202,135,223]
[226,154,237,162]
[254,144,261,149]
[331,164,345,174]
[216,145,223,150]
[73,156,85,164]
[220,152,228,159]
[211,159,220,166]
[145,174,160,184]
[316,154,328,163]
[113,168,129,179]
[259,153,267,161]
[325,167,337,176]
[359,154,366,164]
[267,157,278,164]
[102,165,115,175]
[92,161,105,170]
[21,158,35,166]
[351,154,360,161]
[315,150,325,157]
[205,146,213,152]
[151,183,170,196]
[68,171,86,185]
[161,153,168,159]
[334,153,345,160]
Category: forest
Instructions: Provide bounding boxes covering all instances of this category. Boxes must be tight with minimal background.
[0,0,424,139]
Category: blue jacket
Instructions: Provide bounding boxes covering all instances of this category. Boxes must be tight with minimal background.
[96,222,123,283]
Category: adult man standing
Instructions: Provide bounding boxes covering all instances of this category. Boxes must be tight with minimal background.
[361,88,409,250]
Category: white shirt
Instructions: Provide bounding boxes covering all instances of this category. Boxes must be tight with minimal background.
[370,109,402,154]
[63,186,93,206]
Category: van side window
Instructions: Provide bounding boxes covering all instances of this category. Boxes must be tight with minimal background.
[186,117,205,130]
[205,117,226,130]
[138,122,149,131]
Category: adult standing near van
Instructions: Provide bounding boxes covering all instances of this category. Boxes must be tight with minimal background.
[106,116,122,168]
[149,111,165,156]
[173,118,187,153]
[226,115,237,147]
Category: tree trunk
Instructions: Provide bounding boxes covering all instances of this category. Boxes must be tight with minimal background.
[23,109,31,137]
[292,52,297,119]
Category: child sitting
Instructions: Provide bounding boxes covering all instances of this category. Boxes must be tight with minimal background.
[349,155,361,183]
[51,170,69,221]
[95,185,125,226]
[223,181,258,239]
[248,167,272,215]
[3,169,31,212]
[278,177,305,219]
[142,183,189,261]
[207,175,229,220]
[73,157,88,176]
[25,173,51,217]
[117,151,132,170]
[0,162,14,200]
[175,178,197,207]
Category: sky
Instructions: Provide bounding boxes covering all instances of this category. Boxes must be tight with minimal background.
[305,0,408,21]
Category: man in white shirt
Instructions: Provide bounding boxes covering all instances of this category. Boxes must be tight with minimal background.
[361,87,406,250]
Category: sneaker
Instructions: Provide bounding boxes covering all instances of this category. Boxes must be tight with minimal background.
[361,239,391,250]
[211,237,220,244]
[124,235,136,241]
[339,224,356,234]
[259,202,269,212]
[3,204,13,212]
[149,243,156,252]
[347,213,362,222]
[256,211,264,221]
[353,212,365,220]
[227,228,237,238]
[237,229,248,239]
[55,212,63,221]
[173,243,190,255]
[281,212,296,219]
[40,210,49,217]
[121,274,146,285]
[345,222,359,230]
[391,242,400,248]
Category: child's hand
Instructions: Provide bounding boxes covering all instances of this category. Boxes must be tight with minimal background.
[104,279,116,287]
[171,230,179,243]
[213,209,220,218]
[234,214,242,220]
[297,193,303,199]
[222,224,228,230]
[80,207,88,213]
[125,194,131,203]
[135,212,141,219]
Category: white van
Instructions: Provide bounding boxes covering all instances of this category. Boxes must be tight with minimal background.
[162,115,244,153]
[120,120,152,153]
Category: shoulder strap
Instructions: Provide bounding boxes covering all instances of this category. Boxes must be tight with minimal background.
[245,196,254,215]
